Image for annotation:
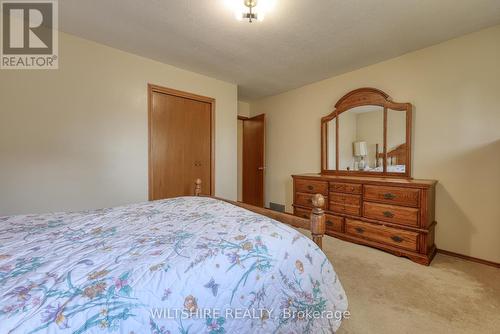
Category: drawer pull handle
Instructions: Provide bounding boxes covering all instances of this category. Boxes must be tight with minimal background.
[391,236,404,243]
[383,211,394,218]
[383,193,396,200]
[326,220,333,226]
[307,185,314,190]
[308,198,313,204]
[355,227,364,234]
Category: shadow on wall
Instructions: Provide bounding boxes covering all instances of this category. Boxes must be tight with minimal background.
[434,139,500,259]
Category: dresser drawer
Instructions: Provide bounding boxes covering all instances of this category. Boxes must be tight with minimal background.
[295,209,343,233]
[345,219,418,251]
[295,179,328,195]
[330,192,361,206]
[325,214,344,233]
[294,207,311,219]
[363,202,419,227]
[330,182,362,194]
[330,203,361,216]
[364,185,420,207]
[295,192,326,209]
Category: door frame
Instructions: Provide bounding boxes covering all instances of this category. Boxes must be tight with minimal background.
[148,84,215,199]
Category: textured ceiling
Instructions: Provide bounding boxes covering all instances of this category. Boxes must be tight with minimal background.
[59,0,500,100]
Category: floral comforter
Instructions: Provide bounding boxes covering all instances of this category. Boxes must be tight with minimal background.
[0,197,347,334]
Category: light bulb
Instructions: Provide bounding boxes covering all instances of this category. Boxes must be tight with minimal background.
[224,0,277,22]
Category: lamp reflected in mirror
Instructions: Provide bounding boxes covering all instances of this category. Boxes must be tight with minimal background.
[337,105,384,172]
[353,141,368,170]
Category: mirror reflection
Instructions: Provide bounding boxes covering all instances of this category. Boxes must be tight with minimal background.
[386,109,407,173]
[321,88,411,177]
[326,118,336,169]
[338,106,384,172]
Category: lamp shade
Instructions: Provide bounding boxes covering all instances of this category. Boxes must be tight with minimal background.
[354,141,368,156]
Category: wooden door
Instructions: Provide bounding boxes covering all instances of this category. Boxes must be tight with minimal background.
[242,114,266,207]
[182,98,212,195]
[149,85,214,200]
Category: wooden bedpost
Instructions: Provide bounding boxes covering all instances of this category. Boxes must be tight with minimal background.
[310,194,326,249]
[195,178,202,196]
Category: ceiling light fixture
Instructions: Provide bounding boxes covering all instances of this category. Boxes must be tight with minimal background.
[243,0,258,22]
[225,0,276,23]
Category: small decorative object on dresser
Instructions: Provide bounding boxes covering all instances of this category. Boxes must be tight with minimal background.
[293,88,438,265]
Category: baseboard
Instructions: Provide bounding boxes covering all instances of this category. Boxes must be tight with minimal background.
[437,249,500,269]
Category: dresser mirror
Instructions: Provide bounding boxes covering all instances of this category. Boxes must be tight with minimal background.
[321,88,412,178]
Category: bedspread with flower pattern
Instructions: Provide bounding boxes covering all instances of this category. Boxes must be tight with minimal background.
[0,197,347,334]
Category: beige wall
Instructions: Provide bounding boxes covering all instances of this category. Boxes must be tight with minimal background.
[0,32,238,215]
[249,25,500,263]
[238,101,251,118]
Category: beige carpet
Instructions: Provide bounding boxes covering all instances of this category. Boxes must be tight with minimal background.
[297,229,500,334]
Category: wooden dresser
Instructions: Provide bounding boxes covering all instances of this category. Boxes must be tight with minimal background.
[292,174,437,265]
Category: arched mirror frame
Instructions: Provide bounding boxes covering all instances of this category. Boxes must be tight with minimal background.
[321,88,412,178]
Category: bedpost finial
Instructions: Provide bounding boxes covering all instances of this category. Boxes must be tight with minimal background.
[310,194,325,249]
[195,179,202,196]
[312,194,325,209]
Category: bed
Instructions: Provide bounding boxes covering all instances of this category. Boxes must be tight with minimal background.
[365,165,406,173]
[0,192,348,333]
[370,143,407,173]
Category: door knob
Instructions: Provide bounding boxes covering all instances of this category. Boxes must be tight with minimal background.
[257,166,265,171]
